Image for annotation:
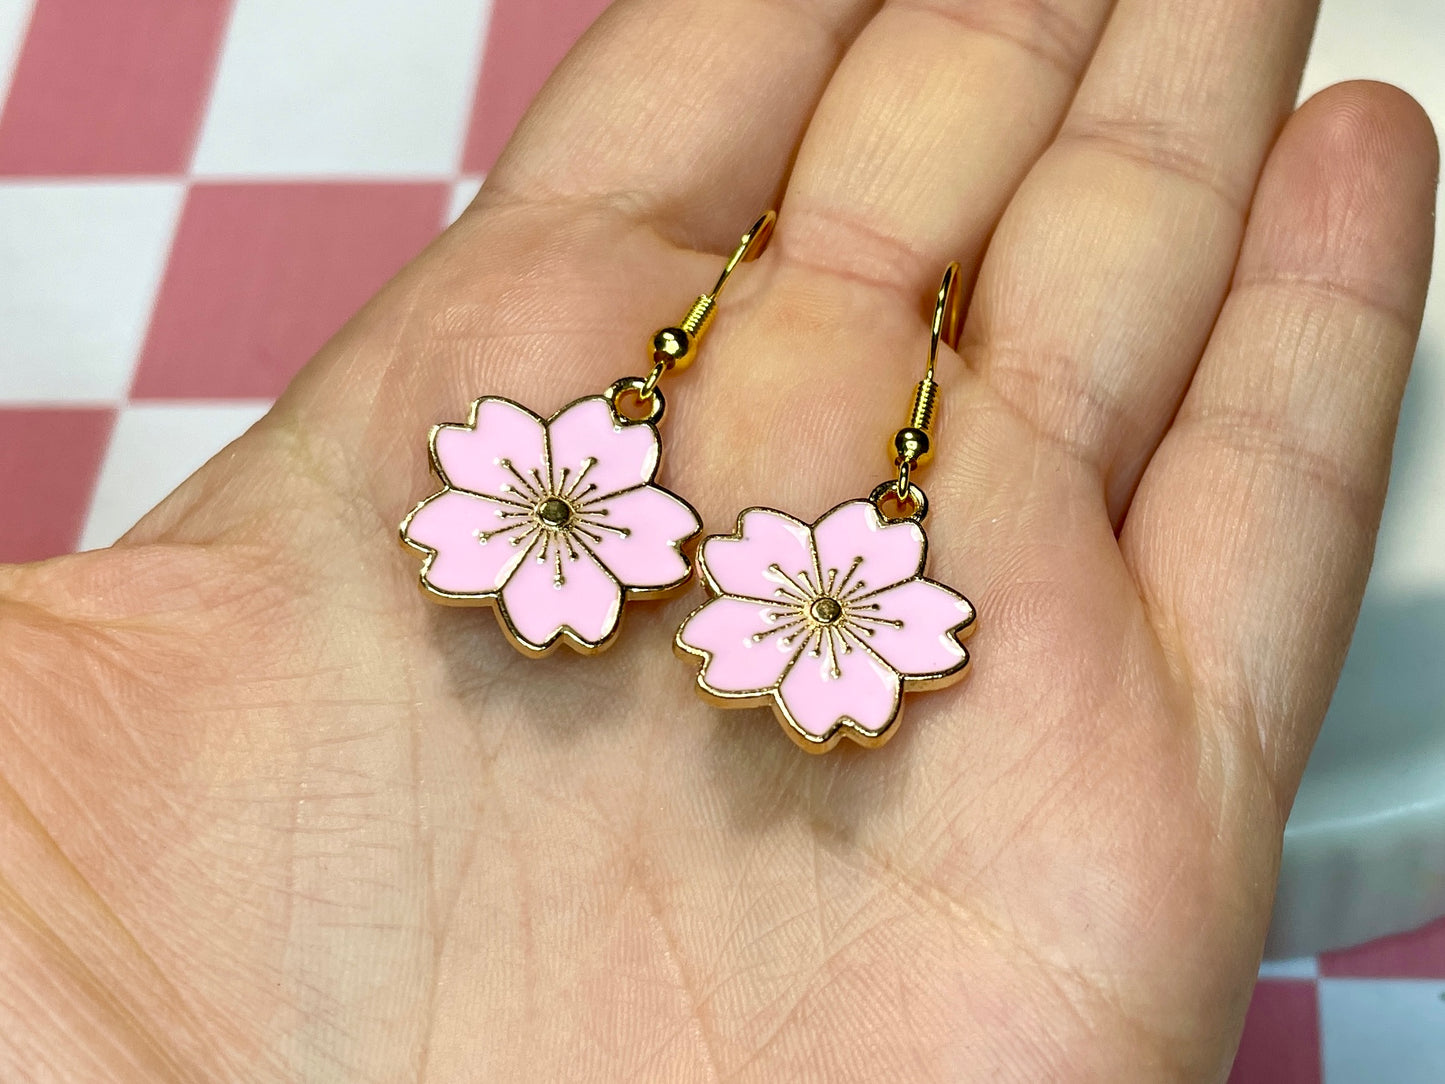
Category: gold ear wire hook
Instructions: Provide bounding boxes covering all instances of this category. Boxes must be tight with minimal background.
[927,260,964,378]
[892,261,963,497]
[709,210,776,299]
[642,211,777,398]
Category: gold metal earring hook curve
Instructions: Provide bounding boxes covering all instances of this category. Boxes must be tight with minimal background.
[927,259,964,378]
[710,210,777,299]
[643,211,777,399]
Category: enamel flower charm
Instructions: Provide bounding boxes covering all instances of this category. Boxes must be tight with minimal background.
[675,499,975,751]
[401,394,702,656]
[399,213,773,657]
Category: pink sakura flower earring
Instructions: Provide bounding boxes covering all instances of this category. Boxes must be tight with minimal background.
[675,264,977,751]
[401,213,776,656]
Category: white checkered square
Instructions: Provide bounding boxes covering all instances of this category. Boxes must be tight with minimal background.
[0,182,184,402]
[81,402,272,549]
[1319,979,1445,1083]
[448,176,484,224]
[0,0,33,102]
[193,0,491,176]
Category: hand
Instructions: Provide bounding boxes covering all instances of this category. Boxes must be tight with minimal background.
[0,0,1435,1078]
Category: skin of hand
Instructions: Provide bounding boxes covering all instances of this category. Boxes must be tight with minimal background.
[0,0,1437,1080]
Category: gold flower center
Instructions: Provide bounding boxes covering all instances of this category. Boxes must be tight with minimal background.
[536,497,573,528]
[810,596,843,625]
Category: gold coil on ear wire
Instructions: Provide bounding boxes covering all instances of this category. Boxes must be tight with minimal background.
[679,294,716,340]
[910,376,938,432]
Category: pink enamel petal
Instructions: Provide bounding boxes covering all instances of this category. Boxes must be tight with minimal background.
[433,398,547,501]
[814,500,925,598]
[859,578,973,678]
[499,538,622,648]
[583,485,700,590]
[678,597,797,695]
[548,397,659,498]
[777,642,902,739]
[700,508,815,603]
[404,490,530,595]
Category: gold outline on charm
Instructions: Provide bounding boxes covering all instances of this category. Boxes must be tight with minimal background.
[400,391,702,658]
[673,499,975,752]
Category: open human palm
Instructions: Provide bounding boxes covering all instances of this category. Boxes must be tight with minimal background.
[0,0,1436,1079]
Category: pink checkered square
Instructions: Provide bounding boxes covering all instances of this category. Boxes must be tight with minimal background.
[133,182,450,400]
[1321,914,1445,980]
[463,0,613,172]
[0,0,232,175]
[1229,980,1322,1084]
[0,408,114,562]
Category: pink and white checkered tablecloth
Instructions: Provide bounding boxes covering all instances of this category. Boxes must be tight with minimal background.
[0,2,1440,1079]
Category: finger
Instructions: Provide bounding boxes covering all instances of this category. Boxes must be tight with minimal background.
[770,0,1114,301]
[480,0,881,252]
[1120,82,1438,809]
[963,0,1320,522]
[685,0,1116,521]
